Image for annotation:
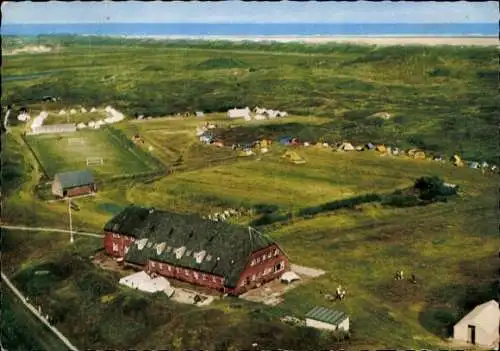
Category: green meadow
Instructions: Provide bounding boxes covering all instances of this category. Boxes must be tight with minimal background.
[1,36,498,350]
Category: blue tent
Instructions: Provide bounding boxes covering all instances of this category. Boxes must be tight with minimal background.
[279,136,292,145]
[366,143,375,150]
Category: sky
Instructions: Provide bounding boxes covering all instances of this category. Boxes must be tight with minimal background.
[2,1,498,24]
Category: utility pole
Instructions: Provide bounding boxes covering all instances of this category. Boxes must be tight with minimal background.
[68,198,74,243]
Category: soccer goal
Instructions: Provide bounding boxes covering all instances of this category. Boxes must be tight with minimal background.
[68,138,85,145]
[86,157,103,166]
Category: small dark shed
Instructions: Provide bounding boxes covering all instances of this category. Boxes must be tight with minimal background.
[52,170,96,198]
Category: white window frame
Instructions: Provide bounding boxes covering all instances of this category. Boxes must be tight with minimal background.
[251,274,256,281]
[112,243,119,252]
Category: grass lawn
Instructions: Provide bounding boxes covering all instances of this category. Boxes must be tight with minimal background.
[24,126,160,179]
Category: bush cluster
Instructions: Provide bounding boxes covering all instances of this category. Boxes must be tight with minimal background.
[299,193,382,217]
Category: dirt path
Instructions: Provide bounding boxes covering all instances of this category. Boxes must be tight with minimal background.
[1,225,103,238]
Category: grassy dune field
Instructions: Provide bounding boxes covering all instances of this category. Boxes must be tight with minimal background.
[1,36,498,350]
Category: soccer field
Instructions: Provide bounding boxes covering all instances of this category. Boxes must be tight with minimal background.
[25,127,161,179]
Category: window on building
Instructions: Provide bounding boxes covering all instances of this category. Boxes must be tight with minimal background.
[112,243,118,252]
[250,259,256,266]
[185,270,190,276]
[251,274,256,281]
[185,250,192,257]
[151,261,156,268]
[267,252,272,259]
[193,272,199,280]
[212,277,216,283]
[262,255,266,261]
[159,263,163,269]
[168,266,172,272]
[274,249,279,256]
[256,257,261,264]
[202,274,207,280]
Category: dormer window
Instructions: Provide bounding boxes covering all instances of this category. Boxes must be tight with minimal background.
[156,242,166,255]
[185,250,192,257]
[175,246,186,259]
[136,238,148,250]
[194,250,207,264]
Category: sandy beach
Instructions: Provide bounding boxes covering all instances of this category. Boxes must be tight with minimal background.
[123,35,498,46]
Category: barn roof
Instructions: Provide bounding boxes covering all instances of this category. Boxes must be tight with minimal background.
[54,170,94,189]
[104,205,276,288]
[306,306,348,325]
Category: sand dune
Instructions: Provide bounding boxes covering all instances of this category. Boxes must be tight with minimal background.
[122,35,498,47]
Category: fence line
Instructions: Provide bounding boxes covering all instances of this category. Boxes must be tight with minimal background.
[1,272,80,351]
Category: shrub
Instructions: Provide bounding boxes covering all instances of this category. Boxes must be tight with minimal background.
[382,194,421,207]
[414,176,457,201]
[253,203,279,215]
[250,213,289,227]
[76,271,117,298]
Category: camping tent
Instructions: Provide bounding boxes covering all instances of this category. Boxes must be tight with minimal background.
[337,142,355,152]
[376,145,386,153]
[452,155,464,167]
[408,149,425,159]
[281,150,306,164]
[366,143,376,150]
[453,300,499,348]
[281,271,301,284]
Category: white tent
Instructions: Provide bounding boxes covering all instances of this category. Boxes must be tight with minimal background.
[453,300,499,348]
[17,113,31,122]
[280,271,301,284]
[80,107,87,113]
[70,109,77,115]
[337,142,355,151]
[90,107,97,113]
[119,271,175,297]
[59,109,67,115]
[77,122,87,129]
[88,121,96,128]
[254,114,267,120]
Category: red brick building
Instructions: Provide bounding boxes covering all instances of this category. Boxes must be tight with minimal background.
[52,169,96,198]
[103,205,289,295]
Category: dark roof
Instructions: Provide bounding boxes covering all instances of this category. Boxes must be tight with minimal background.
[305,306,348,325]
[104,205,276,288]
[55,170,94,189]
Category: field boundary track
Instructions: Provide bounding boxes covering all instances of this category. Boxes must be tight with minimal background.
[1,225,104,238]
[1,272,80,351]
[20,133,50,179]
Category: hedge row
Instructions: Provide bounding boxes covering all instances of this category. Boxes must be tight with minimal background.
[298,193,382,217]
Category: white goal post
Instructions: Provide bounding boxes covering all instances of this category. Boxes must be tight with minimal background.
[86,157,103,166]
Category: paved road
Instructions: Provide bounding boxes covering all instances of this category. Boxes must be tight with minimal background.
[1,225,103,238]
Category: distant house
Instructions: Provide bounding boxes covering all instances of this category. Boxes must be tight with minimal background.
[103,205,290,296]
[453,300,499,348]
[227,107,251,120]
[305,306,350,332]
[52,170,96,198]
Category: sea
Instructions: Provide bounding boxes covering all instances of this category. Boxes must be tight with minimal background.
[1,23,498,37]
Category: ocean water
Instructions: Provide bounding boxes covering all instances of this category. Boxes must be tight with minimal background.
[1,23,497,37]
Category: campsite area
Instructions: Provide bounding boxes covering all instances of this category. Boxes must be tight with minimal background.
[1,36,498,351]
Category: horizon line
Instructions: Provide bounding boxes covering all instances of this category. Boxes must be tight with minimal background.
[3,21,498,25]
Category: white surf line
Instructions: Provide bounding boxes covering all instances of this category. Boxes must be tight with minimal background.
[1,225,103,238]
[1,272,80,351]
